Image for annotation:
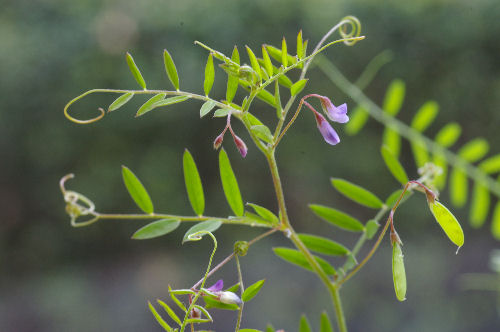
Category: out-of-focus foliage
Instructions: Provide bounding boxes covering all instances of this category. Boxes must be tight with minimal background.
[1,0,499,331]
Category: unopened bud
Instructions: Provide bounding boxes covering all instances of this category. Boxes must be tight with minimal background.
[190,307,201,319]
[213,133,224,150]
[234,241,249,256]
[219,291,242,305]
[233,134,248,158]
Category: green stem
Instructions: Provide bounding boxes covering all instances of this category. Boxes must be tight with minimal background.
[234,255,245,332]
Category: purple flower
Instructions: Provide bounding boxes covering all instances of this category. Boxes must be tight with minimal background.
[213,133,224,150]
[313,110,340,145]
[319,96,349,123]
[206,279,224,292]
[232,134,248,158]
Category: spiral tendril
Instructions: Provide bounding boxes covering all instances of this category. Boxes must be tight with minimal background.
[339,16,362,46]
[60,174,100,227]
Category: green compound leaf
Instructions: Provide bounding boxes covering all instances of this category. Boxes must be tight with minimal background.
[383,127,401,158]
[479,154,500,174]
[298,233,349,256]
[410,101,439,132]
[241,279,265,302]
[121,166,154,214]
[148,301,172,332]
[435,122,461,148]
[246,46,261,80]
[299,315,312,332]
[132,219,180,240]
[157,299,181,326]
[182,219,222,243]
[450,166,468,208]
[320,311,334,332]
[273,247,336,275]
[309,204,364,232]
[219,149,244,216]
[345,104,369,135]
[183,149,205,216]
[491,202,500,240]
[226,46,240,103]
[203,295,239,310]
[163,49,179,90]
[381,145,409,185]
[199,100,217,118]
[469,181,490,228]
[247,203,279,225]
[392,242,407,301]
[331,178,383,209]
[457,138,490,163]
[250,125,274,144]
[429,200,465,249]
[135,93,166,117]
[108,92,134,112]
[126,52,147,90]
[281,37,288,67]
[383,79,405,116]
[290,79,308,96]
[365,219,380,240]
[204,53,215,96]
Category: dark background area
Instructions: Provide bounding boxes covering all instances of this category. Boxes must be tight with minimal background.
[1,0,499,331]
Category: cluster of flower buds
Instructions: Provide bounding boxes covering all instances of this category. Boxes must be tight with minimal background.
[205,279,242,305]
[302,94,349,145]
[213,113,248,157]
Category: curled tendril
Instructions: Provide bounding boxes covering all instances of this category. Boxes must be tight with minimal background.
[60,174,100,227]
[339,16,362,46]
[63,89,108,124]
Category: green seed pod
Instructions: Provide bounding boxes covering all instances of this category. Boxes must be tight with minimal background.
[392,242,407,301]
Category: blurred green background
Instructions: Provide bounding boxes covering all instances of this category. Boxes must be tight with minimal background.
[1,0,500,331]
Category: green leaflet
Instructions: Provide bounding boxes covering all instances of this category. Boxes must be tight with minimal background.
[241,279,265,302]
[331,178,383,209]
[246,46,261,80]
[410,101,439,132]
[261,45,273,78]
[492,202,500,240]
[429,201,465,249]
[392,242,407,301]
[266,324,276,332]
[132,219,180,240]
[264,44,296,67]
[383,127,401,158]
[457,138,490,163]
[299,315,312,332]
[204,53,215,96]
[226,46,240,103]
[365,220,380,240]
[469,181,490,228]
[182,219,222,243]
[219,149,244,216]
[281,37,288,67]
[121,166,154,214]
[434,122,461,148]
[148,301,172,331]
[168,285,187,312]
[183,149,205,216]
[246,203,279,225]
[290,79,308,96]
[382,79,405,116]
[411,138,429,167]
[126,52,147,90]
[250,125,274,144]
[225,283,240,293]
[151,95,190,108]
[273,247,336,275]
[381,145,409,185]
[433,152,448,190]
[163,49,179,90]
[479,154,500,174]
[199,100,217,118]
[136,93,166,117]
[450,167,468,208]
[309,204,364,232]
[298,233,350,256]
[296,30,303,60]
[320,312,334,332]
[256,89,277,107]
[345,104,369,135]
[157,299,181,326]
[108,92,134,112]
[213,108,230,117]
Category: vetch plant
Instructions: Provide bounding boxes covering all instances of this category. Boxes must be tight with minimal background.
[60,16,468,331]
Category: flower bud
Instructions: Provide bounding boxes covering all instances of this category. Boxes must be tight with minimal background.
[213,133,224,150]
[219,291,242,305]
[313,110,340,145]
[232,134,248,157]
